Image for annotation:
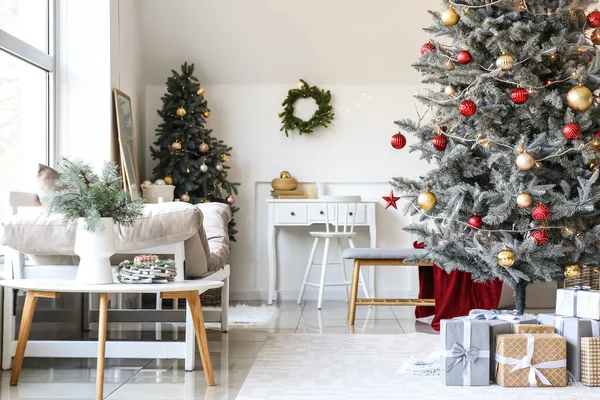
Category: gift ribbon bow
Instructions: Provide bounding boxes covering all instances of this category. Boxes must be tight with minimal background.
[444,320,490,385]
[467,309,523,322]
[495,334,566,387]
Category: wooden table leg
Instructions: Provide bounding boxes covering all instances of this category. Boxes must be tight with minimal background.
[96,293,109,400]
[11,290,59,386]
[162,291,215,385]
[186,292,215,386]
[348,260,361,325]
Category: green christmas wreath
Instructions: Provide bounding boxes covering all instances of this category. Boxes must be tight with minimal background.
[279,79,334,137]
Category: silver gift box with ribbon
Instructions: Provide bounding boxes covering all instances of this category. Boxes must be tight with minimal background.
[440,319,490,386]
[538,313,600,381]
[459,309,538,379]
[555,286,600,320]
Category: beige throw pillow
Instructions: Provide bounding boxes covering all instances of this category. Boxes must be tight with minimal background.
[36,164,63,210]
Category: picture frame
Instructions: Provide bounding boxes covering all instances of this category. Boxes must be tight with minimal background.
[113,88,140,198]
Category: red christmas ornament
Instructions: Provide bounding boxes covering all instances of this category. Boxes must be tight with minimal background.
[420,42,436,55]
[459,100,477,117]
[511,87,529,104]
[432,135,448,151]
[588,10,600,28]
[457,50,472,65]
[531,229,549,246]
[391,133,407,149]
[594,130,600,138]
[563,122,581,140]
[531,204,551,222]
[468,214,483,229]
[382,191,401,210]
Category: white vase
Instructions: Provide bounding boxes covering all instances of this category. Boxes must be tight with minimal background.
[74,217,115,285]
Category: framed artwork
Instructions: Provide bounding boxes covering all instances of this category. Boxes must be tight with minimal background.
[113,88,140,198]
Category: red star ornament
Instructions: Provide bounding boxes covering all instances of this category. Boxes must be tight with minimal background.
[383,191,401,209]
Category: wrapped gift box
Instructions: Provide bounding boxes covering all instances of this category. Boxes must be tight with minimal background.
[514,324,554,334]
[495,333,567,387]
[556,287,600,319]
[459,309,537,378]
[538,313,600,381]
[440,319,490,386]
[581,337,600,386]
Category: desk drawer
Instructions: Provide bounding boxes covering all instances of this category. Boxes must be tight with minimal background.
[274,204,308,224]
[308,204,366,224]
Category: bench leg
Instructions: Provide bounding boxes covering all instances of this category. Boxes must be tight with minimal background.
[348,260,360,325]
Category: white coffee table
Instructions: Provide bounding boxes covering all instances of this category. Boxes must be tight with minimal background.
[0,279,223,400]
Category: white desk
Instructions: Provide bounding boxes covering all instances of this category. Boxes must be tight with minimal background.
[267,199,377,304]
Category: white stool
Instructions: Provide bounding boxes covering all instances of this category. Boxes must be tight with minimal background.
[297,196,370,309]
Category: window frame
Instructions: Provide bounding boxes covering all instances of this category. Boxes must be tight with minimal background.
[0,0,56,167]
[0,0,56,266]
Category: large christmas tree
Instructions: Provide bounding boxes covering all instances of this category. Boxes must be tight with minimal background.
[151,62,240,240]
[392,0,600,312]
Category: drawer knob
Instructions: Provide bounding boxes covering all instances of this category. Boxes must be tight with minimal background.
[290,212,295,216]
[319,211,324,215]
[349,212,354,216]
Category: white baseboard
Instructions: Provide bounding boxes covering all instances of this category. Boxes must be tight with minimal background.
[230,289,419,302]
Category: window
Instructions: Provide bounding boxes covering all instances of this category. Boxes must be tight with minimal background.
[0,0,54,264]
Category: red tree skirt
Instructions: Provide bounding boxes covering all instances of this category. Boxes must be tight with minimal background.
[415,265,503,331]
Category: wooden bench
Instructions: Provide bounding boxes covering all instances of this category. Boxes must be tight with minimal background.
[343,248,436,325]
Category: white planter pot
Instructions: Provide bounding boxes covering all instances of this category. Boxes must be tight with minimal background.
[74,217,115,285]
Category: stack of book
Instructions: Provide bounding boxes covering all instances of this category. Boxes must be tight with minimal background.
[271,189,305,199]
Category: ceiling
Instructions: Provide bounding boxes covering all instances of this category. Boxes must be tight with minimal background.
[136,0,439,85]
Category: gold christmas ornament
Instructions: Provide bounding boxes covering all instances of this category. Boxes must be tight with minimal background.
[199,142,209,153]
[516,193,533,208]
[197,87,206,96]
[176,107,187,118]
[592,28,600,45]
[497,248,516,268]
[203,109,211,118]
[186,167,191,174]
[221,154,229,163]
[163,176,173,185]
[496,54,515,71]
[215,164,224,172]
[564,264,581,278]
[172,140,182,151]
[417,189,437,211]
[180,193,190,203]
[516,152,535,171]
[441,6,460,26]
[280,171,291,179]
[566,85,593,111]
[444,85,456,96]
[203,199,211,203]
[226,195,235,204]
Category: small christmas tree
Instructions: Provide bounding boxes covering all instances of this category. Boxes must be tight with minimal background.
[150,62,240,240]
[391,1,600,313]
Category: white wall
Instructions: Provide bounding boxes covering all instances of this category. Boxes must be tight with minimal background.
[135,0,440,300]
[112,0,146,175]
[56,0,113,169]
[145,84,432,300]
[57,0,144,171]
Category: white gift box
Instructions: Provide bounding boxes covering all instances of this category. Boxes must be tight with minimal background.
[556,288,600,320]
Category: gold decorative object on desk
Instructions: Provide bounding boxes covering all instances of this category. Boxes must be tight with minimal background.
[270,171,305,198]
[271,171,299,191]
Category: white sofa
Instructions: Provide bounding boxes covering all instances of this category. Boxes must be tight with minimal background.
[0,192,232,371]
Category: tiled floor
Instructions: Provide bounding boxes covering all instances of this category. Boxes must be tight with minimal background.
[0,301,437,399]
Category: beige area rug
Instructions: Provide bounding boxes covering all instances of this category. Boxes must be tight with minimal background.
[236,333,598,400]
